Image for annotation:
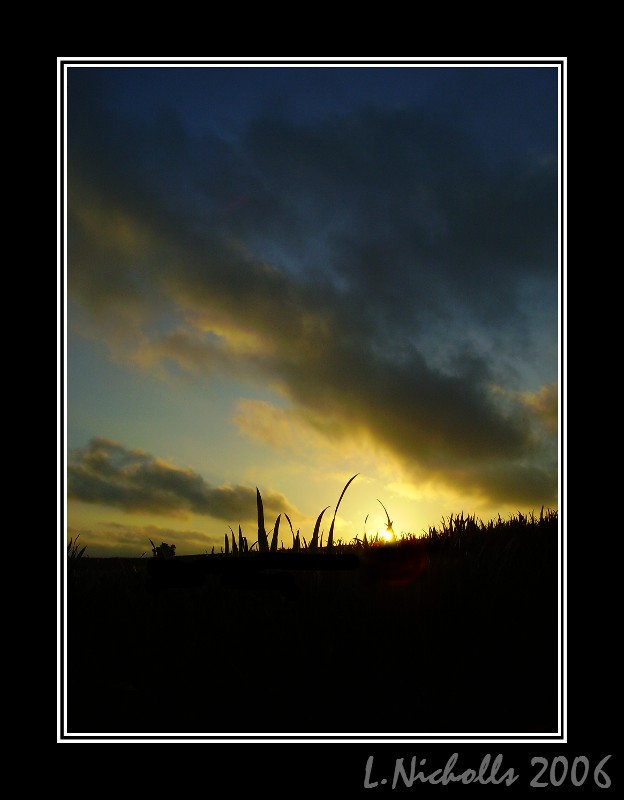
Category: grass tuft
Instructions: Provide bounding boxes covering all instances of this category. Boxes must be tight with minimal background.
[68,534,88,560]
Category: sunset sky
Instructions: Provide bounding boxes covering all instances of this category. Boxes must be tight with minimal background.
[62,58,563,558]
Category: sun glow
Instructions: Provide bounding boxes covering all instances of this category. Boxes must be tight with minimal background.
[380,528,395,543]
[365,512,396,543]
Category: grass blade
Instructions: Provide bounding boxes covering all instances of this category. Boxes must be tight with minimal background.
[229,526,239,555]
[256,487,269,552]
[270,514,281,552]
[327,474,359,550]
[285,514,295,548]
[309,506,330,552]
[377,499,395,539]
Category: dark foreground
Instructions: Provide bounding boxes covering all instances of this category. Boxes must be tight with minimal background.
[65,524,559,736]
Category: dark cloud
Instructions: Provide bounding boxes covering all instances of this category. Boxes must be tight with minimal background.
[67,68,559,510]
[239,107,557,336]
[68,437,297,522]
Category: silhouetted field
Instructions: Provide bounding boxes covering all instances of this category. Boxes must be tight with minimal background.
[65,511,559,736]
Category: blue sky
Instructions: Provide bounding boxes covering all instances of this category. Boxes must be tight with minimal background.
[63,58,562,557]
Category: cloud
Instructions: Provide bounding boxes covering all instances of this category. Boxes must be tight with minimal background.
[519,382,558,433]
[67,71,559,511]
[68,437,298,522]
[232,398,335,453]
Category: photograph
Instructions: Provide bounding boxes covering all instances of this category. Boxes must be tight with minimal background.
[59,57,565,760]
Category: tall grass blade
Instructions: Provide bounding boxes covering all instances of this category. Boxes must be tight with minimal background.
[309,506,330,552]
[256,487,269,552]
[377,499,392,528]
[377,499,395,539]
[229,526,239,555]
[327,474,359,550]
[270,514,281,552]
[285,514,295,548]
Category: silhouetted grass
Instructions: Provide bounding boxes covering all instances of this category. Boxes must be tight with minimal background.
[65,504,559,736]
